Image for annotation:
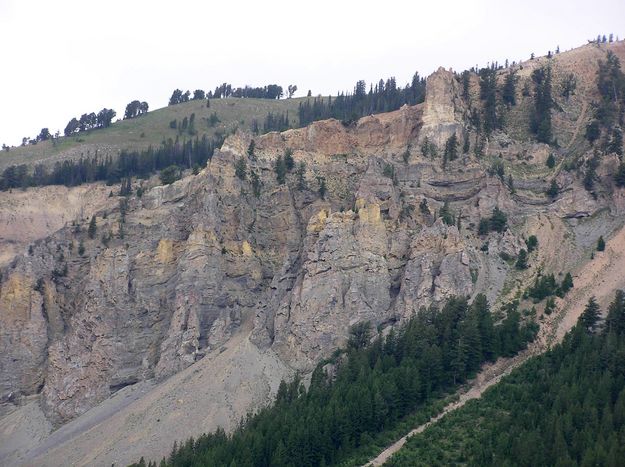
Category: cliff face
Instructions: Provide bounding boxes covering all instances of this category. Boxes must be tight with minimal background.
[419,66,465,148]
[0,184,114,267]
[1,40,625,466]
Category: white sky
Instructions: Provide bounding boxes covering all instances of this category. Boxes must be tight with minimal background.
[0,0,623,146]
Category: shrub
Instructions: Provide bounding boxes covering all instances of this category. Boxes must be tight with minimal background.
[489,207,508,233]
[525,235,538,252]
[159,165,180,185]
[235,157,247,180]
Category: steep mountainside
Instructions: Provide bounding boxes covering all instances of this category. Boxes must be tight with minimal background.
[1,40,624,466]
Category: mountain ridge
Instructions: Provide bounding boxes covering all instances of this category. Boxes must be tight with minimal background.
[0,39,624,466]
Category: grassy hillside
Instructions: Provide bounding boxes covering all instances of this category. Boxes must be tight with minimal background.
[0,97,309,170]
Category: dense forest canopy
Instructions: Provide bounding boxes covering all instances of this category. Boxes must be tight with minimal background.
[297,73,425,126]
[0,135,219,190]
[387,290,625,466]
[130,295,537,467]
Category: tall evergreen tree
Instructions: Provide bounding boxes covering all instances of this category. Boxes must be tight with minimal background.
[274,155,287,184]
[502,71,518,106]
[530,66,553,144]
[560,272,574,295]
[443,134,459,165]
[614,162,625,187]
[580,296,601,331]
[515,249,528,269]
[479,67,499,134]
[546,179,559,198]
[88,216,97,239]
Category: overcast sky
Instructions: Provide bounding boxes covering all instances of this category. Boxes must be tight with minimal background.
[0,0,623,146]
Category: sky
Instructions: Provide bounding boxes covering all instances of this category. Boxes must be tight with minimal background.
[0,0,623,146]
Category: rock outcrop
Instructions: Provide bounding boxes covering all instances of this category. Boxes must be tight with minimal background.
[419,67,465,149]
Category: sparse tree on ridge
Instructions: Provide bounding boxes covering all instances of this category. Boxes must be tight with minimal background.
[169,89,184,105]
[64,118,80,136]
[97,108,116,128]
[124,100,148,119]
[37,128,51,142]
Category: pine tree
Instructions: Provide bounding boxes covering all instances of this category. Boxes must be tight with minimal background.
[318,176,327,199]
[274,155,286,184]
[348,321,371,349]
[479,67,499,134]
[478,218,490,235]
[546,153,556,168]
[296,162,306,191]
[515,249,529,269]
[251,171,261,197]
[526,235,539,252]
[419,198,431,216]
[235,157,247,180]
[462,133,470,154]
[502,71,518,106]
[597,236,606,251]
[614,162,625,187]
[560,272,574,294]
[489,207,508,232]
[606,289,625,335]
[272,440,288,466]
[584,165,596,192]
[421,136,431,157]
[507,174,515,194]
[547,179,559,198]
[120,177,132,196]
[88,216,97,239]
[284,148,295,171]
[608,127,623,155]
[439,201,455,225]
[580,296,601,331]
[585,120,601,145]
[247,140,255,157]
[530,66,553,144]
[443,134,459,165]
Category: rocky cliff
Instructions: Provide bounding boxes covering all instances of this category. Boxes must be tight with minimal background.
[1,40,625,466]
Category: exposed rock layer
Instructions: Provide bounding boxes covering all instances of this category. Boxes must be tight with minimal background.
[1,40,625,467]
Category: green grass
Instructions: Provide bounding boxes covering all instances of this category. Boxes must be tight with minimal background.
[0,97,313,170]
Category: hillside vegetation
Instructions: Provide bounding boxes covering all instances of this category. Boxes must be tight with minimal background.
[387,291,625,466]
[0,97,306,170]
[130,295,537,467]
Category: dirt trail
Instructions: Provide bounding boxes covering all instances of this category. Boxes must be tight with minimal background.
[365,223,625,466]
[365,346,541,466]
